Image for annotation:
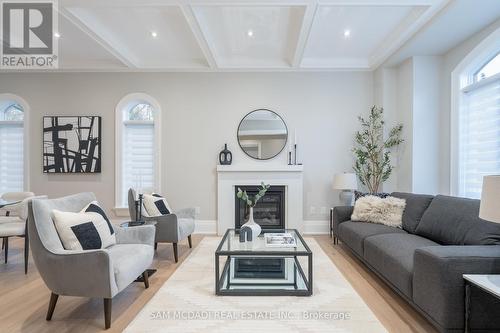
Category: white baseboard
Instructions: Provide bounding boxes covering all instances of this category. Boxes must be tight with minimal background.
[194,219,329,235]
[303,220,330,235]
[194,220,217,235]
[113,219,328,235]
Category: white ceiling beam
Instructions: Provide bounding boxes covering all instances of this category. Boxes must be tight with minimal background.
[58,7,138,68]
[61,0,318,7]
[61,0,443,6]
[369,0,451,69]
[180,5,218,69]
[291,3,317,68]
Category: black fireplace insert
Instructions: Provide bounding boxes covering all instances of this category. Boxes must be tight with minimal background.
[235,185,285,230]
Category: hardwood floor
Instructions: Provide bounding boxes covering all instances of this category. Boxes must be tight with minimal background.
[0,235,203,333]
[0,235,437,333]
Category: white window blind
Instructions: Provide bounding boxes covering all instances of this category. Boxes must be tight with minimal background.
[0,122,24,194]
[121,121,155,206]
[459,74,500,198]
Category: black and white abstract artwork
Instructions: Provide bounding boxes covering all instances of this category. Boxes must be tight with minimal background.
[43,116,101,173]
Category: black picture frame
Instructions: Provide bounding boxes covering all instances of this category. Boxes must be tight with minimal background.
[42,116,102,173]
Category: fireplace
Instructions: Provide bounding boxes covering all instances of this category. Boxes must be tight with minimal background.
[235,185,285,230]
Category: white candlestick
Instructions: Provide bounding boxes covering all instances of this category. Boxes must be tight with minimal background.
[294,131,297,145]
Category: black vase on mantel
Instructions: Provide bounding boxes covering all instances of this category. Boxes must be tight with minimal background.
[219,144,232,165]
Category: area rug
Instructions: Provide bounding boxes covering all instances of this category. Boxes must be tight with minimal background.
[124,237,386,333]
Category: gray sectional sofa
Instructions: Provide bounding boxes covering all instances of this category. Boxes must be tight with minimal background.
[333,192,500,333]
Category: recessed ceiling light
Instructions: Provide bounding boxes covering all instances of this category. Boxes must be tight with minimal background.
[247,30,254,37]
[54,32,61,38]
[343,29,351,38]
[151,31,158,38]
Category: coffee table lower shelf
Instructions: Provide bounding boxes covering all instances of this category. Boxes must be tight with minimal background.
[215,255,312,296]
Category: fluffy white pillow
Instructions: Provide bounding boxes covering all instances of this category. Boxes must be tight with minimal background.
[351,195,406,228]
[52,201,116,250]
[143,193,172,217]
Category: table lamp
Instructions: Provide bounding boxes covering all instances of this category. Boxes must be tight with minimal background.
[333,173,358,206]
[480,175,500,223]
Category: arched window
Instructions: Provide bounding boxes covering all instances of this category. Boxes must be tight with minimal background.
[0,99,26,194]
[115,94,161,209]
[456,44,500,198]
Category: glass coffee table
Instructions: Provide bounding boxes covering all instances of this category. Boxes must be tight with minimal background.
[215,229,312,296]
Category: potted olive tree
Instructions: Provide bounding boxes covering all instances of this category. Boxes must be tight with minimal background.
[353,106,403,193]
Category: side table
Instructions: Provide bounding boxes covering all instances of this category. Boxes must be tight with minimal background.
[463,274,500,332]
[329,208,338,245]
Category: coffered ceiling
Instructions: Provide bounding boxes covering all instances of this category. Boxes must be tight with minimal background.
[7,0,496,71]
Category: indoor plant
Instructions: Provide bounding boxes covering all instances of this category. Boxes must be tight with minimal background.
[236,182,271,240]
[353,106,403,193]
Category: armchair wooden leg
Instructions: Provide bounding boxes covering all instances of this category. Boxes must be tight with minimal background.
[24,235,29,274]
[173,243,178,263]
[4,237,8,264]
[154,242,158,251]
[188,235,192,248]
[104,298,112,329]
[142,271,149,289]
[1,238,4,250]
[46,292,59,320]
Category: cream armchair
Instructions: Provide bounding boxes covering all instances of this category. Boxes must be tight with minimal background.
[0,195,46,273]
[0,191,35,216]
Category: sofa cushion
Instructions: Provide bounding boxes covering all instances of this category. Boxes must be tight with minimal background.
[107,243,154,291]
[338,221,406,256]
[364,233,439,298]
[391,192,434,233]
[416,195,500,245]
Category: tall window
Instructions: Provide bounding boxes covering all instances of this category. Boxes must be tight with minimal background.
[458,53,500,198]
[116,94,161,209]
[0,103,24,193]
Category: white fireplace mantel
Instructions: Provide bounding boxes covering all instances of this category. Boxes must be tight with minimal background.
[216,164,304,236]
[217,165,304,173]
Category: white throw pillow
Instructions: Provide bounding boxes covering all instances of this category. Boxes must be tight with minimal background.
[351,195,406,228]
[52,201,116,250]
[143,193,172,217]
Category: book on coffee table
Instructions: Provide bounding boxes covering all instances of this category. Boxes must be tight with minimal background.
[264,233,297,247]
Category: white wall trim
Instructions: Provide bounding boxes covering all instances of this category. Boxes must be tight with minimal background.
[113,207,130,218]
[0,93,30,193]
[192,220,328,235]
[303,220,330,235]
[449,27,500,196]
[115,93,162,208]
[194,220,217,235]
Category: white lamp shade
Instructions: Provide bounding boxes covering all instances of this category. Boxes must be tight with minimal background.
[480,175,500,223]
[333,173,358,190]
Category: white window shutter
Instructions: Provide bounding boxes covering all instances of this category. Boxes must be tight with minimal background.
[459,77,500,198]
[122,123,155,206]
[0,123,24,194]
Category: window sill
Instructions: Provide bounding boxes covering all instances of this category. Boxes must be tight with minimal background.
[113,207,130,218]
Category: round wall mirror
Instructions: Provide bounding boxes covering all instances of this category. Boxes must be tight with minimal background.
[237,109,288,160]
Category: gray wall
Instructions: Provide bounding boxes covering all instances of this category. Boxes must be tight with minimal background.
[0,72,373,221]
